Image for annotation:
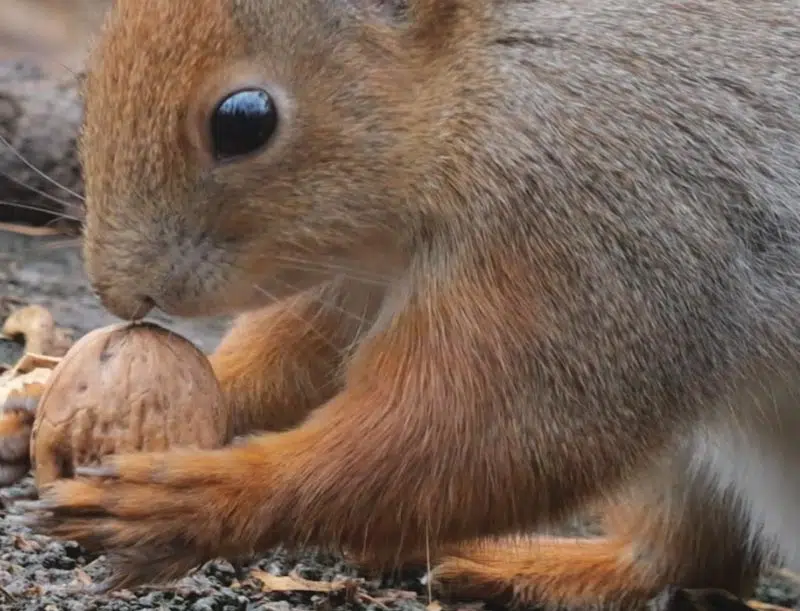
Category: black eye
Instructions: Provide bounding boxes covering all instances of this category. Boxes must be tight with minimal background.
[210,88,278,161]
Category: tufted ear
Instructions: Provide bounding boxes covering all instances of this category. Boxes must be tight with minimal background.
[373,0,410,21]
[369,0,472,42]
[355,1,468,25]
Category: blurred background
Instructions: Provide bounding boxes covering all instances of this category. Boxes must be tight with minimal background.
[0,0,110,71]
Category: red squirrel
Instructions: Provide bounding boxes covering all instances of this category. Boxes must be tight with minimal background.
[9,0,800,608]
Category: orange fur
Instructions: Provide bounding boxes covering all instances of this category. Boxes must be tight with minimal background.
[0,402,33,439]
[208,280,384,436]
[0,396,37,486]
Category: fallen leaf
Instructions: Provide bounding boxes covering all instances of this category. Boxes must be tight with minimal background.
[12,535,40,552]
[71,569,93,587]
[0,366,54,405]
[250,570,352,594]
[747,602,792,611]
[9,352,62,375]
[0,222,64,237]
[426,602,443,611]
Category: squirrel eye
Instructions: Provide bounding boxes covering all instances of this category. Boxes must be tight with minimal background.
[210,88,277,160]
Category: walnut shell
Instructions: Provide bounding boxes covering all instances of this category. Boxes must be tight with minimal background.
[30,321,231,488]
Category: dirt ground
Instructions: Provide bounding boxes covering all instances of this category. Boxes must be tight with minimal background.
[1,2,800,610]
[0,0,108,71]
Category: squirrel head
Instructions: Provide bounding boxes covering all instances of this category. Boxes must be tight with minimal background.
[79,0,492,319]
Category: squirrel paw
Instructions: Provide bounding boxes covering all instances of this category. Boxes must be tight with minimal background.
[20,448,252,590]
[430,537,758,610]
[0,396,37,487]
[430,536,663,610]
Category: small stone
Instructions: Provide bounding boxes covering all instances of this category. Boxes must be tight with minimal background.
[191,597,218,611]
[40,552,76,570]
[204,559,237,585]
[62,541,83,559]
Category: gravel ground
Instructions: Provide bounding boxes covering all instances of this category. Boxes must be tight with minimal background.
[0,479,441,611]
[2,229,800,611]
[0,476,435,611]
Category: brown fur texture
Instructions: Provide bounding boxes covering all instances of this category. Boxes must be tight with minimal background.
[22,0,800,608]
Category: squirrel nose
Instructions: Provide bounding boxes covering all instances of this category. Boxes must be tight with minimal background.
[129,296,156,320]
[93,288,155,321]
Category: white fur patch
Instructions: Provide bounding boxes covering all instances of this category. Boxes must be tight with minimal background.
[691,367,800,570]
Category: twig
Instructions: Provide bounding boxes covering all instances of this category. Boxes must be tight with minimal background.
[0,221,64,237]
[0,585,16,602]
[356,591,390,610]
[747,601,792,611]
[775,567,800,585]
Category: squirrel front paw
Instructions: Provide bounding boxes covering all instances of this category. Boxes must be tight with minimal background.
[22,446,259,591]
[0,396,37,486]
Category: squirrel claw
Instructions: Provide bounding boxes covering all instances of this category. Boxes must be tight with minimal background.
[24,449,247,586]
[75,464,120,479]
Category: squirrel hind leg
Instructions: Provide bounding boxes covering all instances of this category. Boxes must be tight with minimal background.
[432,455,763,610]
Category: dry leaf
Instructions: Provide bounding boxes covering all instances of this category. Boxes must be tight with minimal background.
[251,570,347,594]
[12,535,41,552]
[426,602,443,611]
[0,222,64,237]
[71,568,93,587]
[1,305,73,357]
[9,353,62,375]
[747,602,792,611]
[0,366,54,406]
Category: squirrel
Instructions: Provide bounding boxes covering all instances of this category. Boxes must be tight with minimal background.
[1,0,798,608]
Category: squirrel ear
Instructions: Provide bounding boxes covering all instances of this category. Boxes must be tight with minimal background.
[408,0,471,44]
[376,0,410,19]
[356,0,469,42]
[371,0,466,28]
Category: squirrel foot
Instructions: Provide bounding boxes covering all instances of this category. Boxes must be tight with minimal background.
[431,534,759,610]
[431,536,661,609]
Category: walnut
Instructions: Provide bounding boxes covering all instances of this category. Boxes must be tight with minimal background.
[30,321,231,488]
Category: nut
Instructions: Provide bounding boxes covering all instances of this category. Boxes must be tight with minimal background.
[30,321,231,488]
